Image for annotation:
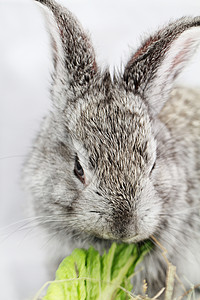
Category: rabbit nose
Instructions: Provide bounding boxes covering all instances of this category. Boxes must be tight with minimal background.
[111,205,138,240]
[111,226,139,241]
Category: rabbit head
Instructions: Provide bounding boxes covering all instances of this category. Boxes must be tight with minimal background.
[24,0,200,246]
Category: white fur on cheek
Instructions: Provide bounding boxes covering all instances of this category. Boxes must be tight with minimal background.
[137,179,162,239]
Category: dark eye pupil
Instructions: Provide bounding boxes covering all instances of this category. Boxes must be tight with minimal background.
[76,159,84,176]
[150,161,156,174]
[74,155,85,183]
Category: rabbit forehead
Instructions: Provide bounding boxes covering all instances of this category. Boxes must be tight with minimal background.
[75,92,156,190]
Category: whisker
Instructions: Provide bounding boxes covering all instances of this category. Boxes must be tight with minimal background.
[158,228,197,263]
[164,214,200,226]
[166,223,200,240]
[17,225,41,247]
[0,219,42,244]
[159,206,200,216]
[40,231,59,250]
[0,154,26,160]
[0,216,48,232]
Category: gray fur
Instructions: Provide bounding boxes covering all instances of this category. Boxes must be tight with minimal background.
[23,0,200,297]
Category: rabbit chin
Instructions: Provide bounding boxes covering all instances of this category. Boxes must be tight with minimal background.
[81,230,154,249]
[100,233,148,244]
[83,222,157,244]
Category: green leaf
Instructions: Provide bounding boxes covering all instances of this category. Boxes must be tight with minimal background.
[86,247,101,300]
[43,282,66,300]
[101,243,117,289]
[71,249,87,300]
[44,255,78,300]
[42,241,153,300]
[111,244,135,280]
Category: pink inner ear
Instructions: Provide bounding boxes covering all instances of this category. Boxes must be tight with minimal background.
[170,38,194,74]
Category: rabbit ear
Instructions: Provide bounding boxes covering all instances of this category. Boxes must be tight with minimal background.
[123,17,200,116]
[35,0,97,100]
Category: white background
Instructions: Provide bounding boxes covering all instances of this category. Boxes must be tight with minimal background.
[0,0,200,299]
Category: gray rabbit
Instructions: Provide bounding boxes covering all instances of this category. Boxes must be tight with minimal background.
[23,0,200,297]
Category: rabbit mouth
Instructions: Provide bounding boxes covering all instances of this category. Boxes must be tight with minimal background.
[89,228,144,244]
[90,232,146,245]
[121,234,140,243]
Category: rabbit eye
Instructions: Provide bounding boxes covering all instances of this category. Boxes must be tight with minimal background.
[150,161,156,174]
[74,155,85,184]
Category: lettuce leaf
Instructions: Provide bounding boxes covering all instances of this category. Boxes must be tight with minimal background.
[43,242,152,300]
